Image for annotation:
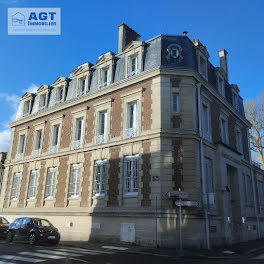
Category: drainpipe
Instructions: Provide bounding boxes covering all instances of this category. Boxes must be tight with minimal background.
[248,128,261,239]
[197,82,210,250]
[250,165,260,239]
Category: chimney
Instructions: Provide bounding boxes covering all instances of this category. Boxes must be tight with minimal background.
[118,23,140,54]
[218,49,228,81]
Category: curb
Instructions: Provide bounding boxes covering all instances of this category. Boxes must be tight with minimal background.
[246,246,264,257]
[60,242,238,260]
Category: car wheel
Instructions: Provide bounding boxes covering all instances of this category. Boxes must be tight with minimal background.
[6,232,13,243]
[28,232,37,245]
[51,240,59,246]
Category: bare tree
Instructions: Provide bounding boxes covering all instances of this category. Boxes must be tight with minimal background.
[244,91,264,167]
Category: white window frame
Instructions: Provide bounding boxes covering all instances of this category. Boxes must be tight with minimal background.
[78,78,86,96]
[49,124,60,154]
[93,160,107,197]
[27,170,38,199]
[127,55,139,77]
[204,157,215,206]
[201,102,211,141]
[56,87,64,104]
[258,180,264,207]
[199,55,208,80]
[236,129,242,153]
[38,94,47,111]
[124,101,138,139]
[99,67,110,88]
[246,175,254,204]
[95,111,108,145]
[172,94,179,113]
[232,92,239,110]
[10,172,21,200]
[123,155,139,196]
[218,76,225,97]
[44,168,56,199]
[71,117,84,150]
[23,100,30,117]
[32,129,42,158]
[220,117,229,145]
[16,134,25,161]
[68,164,81,198]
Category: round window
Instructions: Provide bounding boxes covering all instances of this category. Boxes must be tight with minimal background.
[171,47,180,58]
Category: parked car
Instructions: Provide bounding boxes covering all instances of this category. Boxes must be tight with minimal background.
[0,216,9,239]
[6,217,60,245]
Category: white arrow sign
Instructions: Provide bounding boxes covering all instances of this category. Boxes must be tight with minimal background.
[175,200,199,207]
[166,190,189,199]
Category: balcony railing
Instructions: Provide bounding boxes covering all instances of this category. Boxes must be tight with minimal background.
[95,134,107,145]
[124,127,138,139]
[71,139,83,150]
[15,153,24,162]
[32,149,41,158]
[48,145,58,155]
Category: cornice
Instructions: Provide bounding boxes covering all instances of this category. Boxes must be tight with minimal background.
[10,67,161,127]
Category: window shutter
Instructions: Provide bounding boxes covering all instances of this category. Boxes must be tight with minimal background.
[93,164,99,195]
[124,158,128,193]
[104,112,107,140]
[126,104,130,129]
[128,56,131,75]
[98,113,102,135]
[133,103,138,130]
[135,56,139,74]
[107,68,110,85]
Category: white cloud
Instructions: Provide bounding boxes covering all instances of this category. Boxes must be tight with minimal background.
[22,83,38,94]
[0,0,23,5]
[0,129,11,152]
[0,83,38,152]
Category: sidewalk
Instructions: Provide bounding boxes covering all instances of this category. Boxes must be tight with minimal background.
[59,238,264,260]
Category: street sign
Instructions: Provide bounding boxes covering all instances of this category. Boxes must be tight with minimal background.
[166,190,189,199]
[175,200,199,207]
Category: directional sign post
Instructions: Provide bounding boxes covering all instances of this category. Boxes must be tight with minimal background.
[175,200,199,207]
[172,188,199,252]
[178,188,183,252]
[166,190,189,199]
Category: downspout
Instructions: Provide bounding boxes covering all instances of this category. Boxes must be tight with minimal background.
[248,129,261,239]
[197,82,210,250]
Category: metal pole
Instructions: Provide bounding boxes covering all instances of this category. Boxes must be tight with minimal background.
[179,188,183,252]
[155,196,158,248]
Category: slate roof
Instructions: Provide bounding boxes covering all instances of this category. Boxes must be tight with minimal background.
[15,34,245,120]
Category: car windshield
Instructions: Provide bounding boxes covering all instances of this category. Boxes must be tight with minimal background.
[33,219,52,227]
[0,217,9,224]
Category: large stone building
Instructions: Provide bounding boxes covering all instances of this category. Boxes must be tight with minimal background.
[1,23,264,249]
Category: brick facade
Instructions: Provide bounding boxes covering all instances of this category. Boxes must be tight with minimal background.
[141,141,151,206]
[107,147,120,206]
[81,152,92,207]
[172,138,183,190]
[18,163,29,208]
[35,160,46,207]
[55,156,68,207]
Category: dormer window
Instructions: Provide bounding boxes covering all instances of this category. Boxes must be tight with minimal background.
[39,94,47,110]
[100,68,109,88]
[233,92,238,110]
[56,87,63,104]
[78,79,86,96]
[218,76,225,97]
[128,55,139,76]
[200,56,207,79]
[193,40,209,81]
[23,101,30,116]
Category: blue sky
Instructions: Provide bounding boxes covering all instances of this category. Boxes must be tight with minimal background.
[0,0,263,151]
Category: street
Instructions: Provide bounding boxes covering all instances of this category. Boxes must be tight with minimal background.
[0,240,263,264]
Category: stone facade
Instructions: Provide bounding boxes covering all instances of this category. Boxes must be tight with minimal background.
[0,24,264,249]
